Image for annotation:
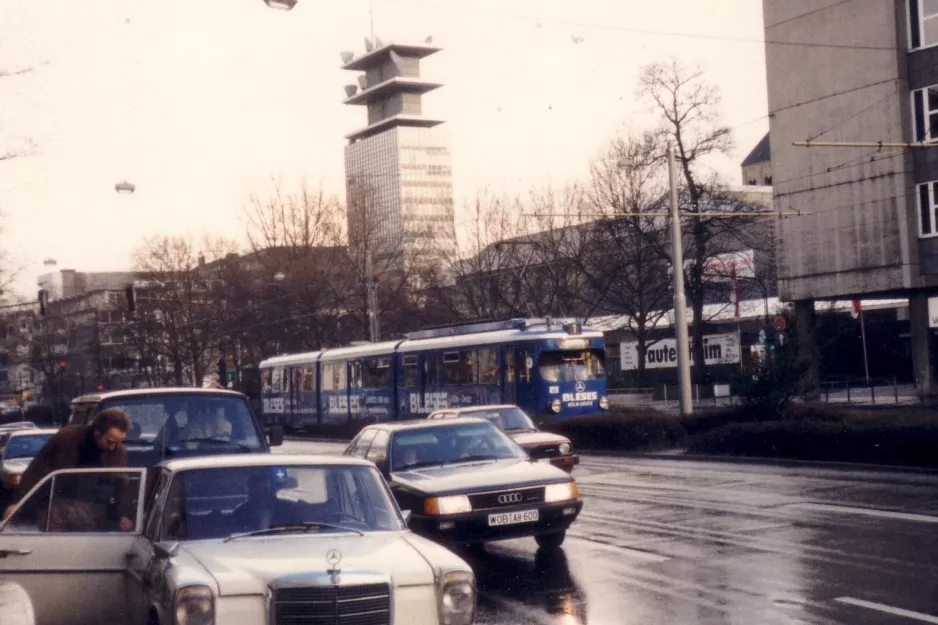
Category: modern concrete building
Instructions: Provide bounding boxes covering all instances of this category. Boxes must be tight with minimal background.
[763,0,938,394]
[340,41,456,267]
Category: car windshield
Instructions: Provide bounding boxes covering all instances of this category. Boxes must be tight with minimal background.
[4,433,53,459]
[161,464,404,541]
[390,421,526,471]
[459,407,536,432]
[539,349,605,383]
[100,395,263,452]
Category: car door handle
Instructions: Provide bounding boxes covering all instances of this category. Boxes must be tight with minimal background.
[0,548,32,558]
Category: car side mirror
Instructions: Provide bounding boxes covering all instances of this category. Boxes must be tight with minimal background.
[153,542,179,560]
[267,426,284,447]
[401,510,412,525]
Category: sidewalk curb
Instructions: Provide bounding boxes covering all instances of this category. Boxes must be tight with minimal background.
[578,448,938,475]
[282,436,938,475]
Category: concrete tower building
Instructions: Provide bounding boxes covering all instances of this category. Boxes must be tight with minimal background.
[341,40,456,269]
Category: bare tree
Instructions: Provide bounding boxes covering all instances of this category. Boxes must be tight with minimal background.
[423,191,535,322]
[243,181,354,352]
[578,132,674,384]
[639,60,764,382]
[131,236,225,387]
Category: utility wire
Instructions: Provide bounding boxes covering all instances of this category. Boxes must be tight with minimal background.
[764,0,856,29]
[770,149,906,189]
[383,0,900,51]
[805,84,902,142]
[770,78,899,117]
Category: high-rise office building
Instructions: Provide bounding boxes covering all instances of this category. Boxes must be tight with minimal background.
[341,40,456,269]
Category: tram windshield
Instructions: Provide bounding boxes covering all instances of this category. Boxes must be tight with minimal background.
[538,349,605,383]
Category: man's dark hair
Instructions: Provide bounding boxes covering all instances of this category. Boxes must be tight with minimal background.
[91,407,132,435]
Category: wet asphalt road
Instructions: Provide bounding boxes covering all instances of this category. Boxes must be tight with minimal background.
[278,440,938,625]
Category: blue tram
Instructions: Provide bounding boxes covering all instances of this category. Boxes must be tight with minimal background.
[258,318,608,429]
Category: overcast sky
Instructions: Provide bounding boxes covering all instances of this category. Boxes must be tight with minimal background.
[0,0,768,297]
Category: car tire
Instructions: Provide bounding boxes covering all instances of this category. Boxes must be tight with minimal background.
[535,530,566,550]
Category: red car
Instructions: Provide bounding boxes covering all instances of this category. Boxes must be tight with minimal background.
[428,405,579,473]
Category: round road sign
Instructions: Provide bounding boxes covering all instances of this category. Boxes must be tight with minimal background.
[773,316,787,332]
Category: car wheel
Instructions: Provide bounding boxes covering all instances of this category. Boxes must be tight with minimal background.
[535,530,566,550]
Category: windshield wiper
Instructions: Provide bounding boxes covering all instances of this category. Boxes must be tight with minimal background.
[503,427,537,433]
[175,437,252,452]
[394,460,445,471]
[223,522,364,542]
[447,454,500,464]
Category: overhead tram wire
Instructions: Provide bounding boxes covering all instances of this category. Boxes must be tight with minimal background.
[383,0,901,52]
[805,83,903,143]
[764,0,857,30]
[771,149,907,190]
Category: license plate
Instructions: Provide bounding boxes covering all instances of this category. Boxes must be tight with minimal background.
[488,509,539,527]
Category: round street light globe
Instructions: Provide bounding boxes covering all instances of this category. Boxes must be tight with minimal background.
[263,0,297,9]
[273,272,286,281]
[115,180,136,194]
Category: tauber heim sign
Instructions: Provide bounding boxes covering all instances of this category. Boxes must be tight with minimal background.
[620,333,741,371]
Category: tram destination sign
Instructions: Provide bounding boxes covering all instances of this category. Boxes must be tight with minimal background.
[620,333,741,371]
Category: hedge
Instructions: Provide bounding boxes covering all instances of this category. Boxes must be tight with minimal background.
[543,408,685,452]
[687,419,938,468]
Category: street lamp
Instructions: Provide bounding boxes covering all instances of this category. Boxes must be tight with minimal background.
[114,180,136,195]
[263,0,297,9]
[273,272,286,282]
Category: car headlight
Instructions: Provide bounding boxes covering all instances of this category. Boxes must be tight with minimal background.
[558,442,571,455]
[599,396,609,410]
[550,399,562,413]
[439,570,475,625]
[544,481,578,503]
[175,585,214,625]
[425,495,472,515]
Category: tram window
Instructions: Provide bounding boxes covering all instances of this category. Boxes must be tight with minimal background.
[322,362,347,391]
[350,361,363,389]
[363,357,392,389]
[261,369,272,392]
[443,350,477,385]
[271,368,284,393]
[478,348,499,385]
[403,356,418,387]
[539,349,606,383]
[424,355,441,385]
[503,349,515,384]
[301,366,316,392]
[519,350,533,383]
[293,368,303,392]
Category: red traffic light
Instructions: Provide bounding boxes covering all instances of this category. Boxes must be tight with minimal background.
[97,384,104,391]
[59,360,68,368]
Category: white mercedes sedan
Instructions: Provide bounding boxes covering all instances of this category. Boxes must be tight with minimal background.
[0,454,476,625]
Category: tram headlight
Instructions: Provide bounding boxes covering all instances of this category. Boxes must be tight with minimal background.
[550,399,562,413]
[599,396,609,410]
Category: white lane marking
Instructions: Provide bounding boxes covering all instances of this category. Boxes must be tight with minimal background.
[790,503,938,524]
[566,534,671,563]
[835,598,938,624]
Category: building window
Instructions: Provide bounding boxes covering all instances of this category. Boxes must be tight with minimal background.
[918,181,938,236]
[910,0,938,49]
[912,85,938,141]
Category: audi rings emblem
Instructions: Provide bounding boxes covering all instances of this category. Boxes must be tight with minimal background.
[497,492,523,504]
[575,381,586,392]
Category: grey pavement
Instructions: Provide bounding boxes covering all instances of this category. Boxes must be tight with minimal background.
[279,439,938,625]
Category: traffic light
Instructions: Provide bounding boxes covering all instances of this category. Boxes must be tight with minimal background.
[218,359,228,386]
[37,290,47,316]
[125,285,136,313]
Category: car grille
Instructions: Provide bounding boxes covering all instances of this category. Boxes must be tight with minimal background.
[469,486,545,510]
[272,583,391,625]
[526,444,560,460]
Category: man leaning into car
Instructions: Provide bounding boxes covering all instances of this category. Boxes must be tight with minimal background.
[2,408,135,531]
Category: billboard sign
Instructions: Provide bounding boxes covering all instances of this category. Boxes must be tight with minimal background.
[620,332,741,371]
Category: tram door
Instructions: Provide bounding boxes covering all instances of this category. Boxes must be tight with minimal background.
[515,347,538,414]
[501,347,517,404]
